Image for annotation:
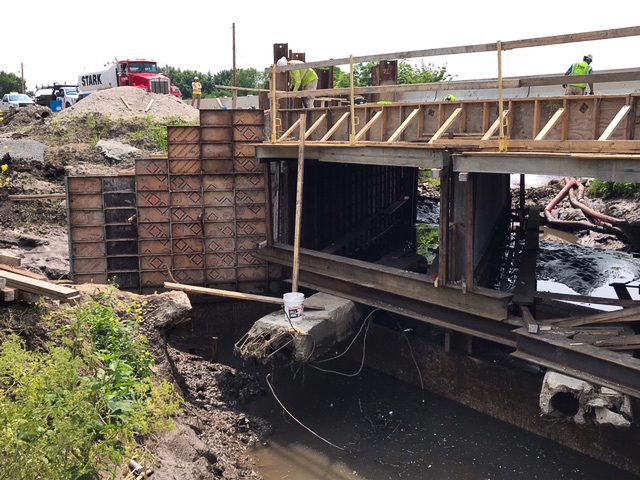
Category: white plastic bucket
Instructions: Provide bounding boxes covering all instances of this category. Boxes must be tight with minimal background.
[283,292,305,320]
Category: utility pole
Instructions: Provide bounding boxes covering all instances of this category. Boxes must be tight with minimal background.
[20,63,25,94]
[232,22,237,110]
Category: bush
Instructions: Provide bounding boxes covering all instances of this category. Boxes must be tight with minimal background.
[588,179,640,199]
[0,291,180,479]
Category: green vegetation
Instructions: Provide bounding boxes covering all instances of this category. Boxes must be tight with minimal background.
[0,290,180,479]
[162,66,267,99]
[588,179,640,199]
[47,113,196,151]
[416,224,439,264]
[418,168,440,187]
[0,71,22,96]
[333,61,453,88]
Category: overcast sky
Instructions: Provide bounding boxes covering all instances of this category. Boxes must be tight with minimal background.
[3,0,639,90]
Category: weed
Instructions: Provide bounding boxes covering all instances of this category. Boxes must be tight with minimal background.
[0,289,180,479]
[588,179,640,199]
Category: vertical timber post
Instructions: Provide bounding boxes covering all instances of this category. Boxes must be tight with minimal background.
[291,114,306,292]
[232,23,237,110]
[349,55,356,145]
[271,65,278,143]
[497,40,507,152]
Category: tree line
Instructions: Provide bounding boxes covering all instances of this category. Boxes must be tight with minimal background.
[0,72,22,96]
[162,61,452,98]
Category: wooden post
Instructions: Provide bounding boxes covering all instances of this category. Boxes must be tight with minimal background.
[271,65,277,143]
[292,114,306,292]
[438,156,451,285]
[20,62,25,94]
[349,55,356,145]
[496,40,507,152]
[232,23,237,110]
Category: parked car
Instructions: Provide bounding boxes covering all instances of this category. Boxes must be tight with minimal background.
[34,84,82,109]
[0,92,35,111]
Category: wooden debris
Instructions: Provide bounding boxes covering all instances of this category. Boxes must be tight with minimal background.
[0,264,47,280]
[595,335,640,351]
[0,270,79,302]
[521,306,539,334]
[144,99,155,112]
[543,306,640,328]
[0,253,21,267]
[9,193,66,201]
[120,96,133,111]
[1,287,16,302]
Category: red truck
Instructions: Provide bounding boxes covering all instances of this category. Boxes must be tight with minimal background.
[78,59,182,98]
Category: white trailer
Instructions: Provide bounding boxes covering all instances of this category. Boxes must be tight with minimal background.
[78,65,118,92]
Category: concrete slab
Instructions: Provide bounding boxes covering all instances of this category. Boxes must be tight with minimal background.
[239,292,361,362]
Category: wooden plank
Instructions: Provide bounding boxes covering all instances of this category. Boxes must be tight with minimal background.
[9,194,66,201]
[320,112,350,142]
[481,109,509,140]
[165,282,283,305]
[561,99,569,141]
[544,306,640,328]
[387,108,420,143]
[463,174,475,289]
[598,105,632,141]
[534,108,566,140]
[532,100,541,138]
[592,97,601,139]
[0,270,79,301]
[536,291,640,308]
[275,26,640,72]
[482,102,490,132]
[304,113,327,140]
[428,107,462,144]
[0,254,21,267]
[355,110,383,142]
[278,117,302,141]
[0,265,46,280]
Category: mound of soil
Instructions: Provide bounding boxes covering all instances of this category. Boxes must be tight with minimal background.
[0,105,52,128]
[60,86,198,121]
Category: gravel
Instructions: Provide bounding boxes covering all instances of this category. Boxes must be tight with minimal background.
[59,86,199,121]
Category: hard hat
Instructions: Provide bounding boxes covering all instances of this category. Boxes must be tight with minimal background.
[276,56,288,67]
[193,76,199,80]
[585,54,593,62]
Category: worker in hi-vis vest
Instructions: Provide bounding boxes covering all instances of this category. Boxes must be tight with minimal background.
[277,57,318,109]
[191,76,202,109]
[563,54,594,96]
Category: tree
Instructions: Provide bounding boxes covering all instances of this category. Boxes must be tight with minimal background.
[160,66,267,99]
[0,72,22,96]
[333,61,452,87]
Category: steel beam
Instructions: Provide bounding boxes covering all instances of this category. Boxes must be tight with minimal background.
[256,145,446,169]
[297,270,517,347]
[452,153,640,183]
[513,328,640,398]
[258,243,511,321]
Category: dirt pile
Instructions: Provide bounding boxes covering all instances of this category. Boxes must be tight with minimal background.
[60,86,199,120]
[0,105,51,128]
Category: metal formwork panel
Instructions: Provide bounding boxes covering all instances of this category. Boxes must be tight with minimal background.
[67,175,139,289]
[69,110,270,291]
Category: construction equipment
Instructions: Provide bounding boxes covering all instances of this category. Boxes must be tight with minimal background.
[78,59,182,98]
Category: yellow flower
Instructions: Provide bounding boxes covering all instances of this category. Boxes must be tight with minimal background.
[1,164,7,172]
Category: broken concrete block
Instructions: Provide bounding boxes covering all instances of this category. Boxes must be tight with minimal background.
[540,370,633,427]
[96,139,141,163]
[237,292,361,362]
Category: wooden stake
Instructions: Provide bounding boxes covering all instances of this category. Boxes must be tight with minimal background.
[496,40,507,152]
[292,114,306,292]
[271,64,278,142]
[232,22,238,110]
[349,55,356,145]
[120,97,132,111]
[144,99,154,112]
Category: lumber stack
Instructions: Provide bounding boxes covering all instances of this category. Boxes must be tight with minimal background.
[0,255,79,303]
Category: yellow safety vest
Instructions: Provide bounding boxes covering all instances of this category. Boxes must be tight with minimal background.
[192,81,202,95]
[568,62,592,89]
[289,62,318,92]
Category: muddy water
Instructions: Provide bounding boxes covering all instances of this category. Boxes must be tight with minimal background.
[246,365,637,480]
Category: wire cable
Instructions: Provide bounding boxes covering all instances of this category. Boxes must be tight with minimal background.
[265,373,345,451]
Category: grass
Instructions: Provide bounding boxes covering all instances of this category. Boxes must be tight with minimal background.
[46,113,197,151]
[588,179,640,200]
[0,289,180,479]
[419,168,440,187]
